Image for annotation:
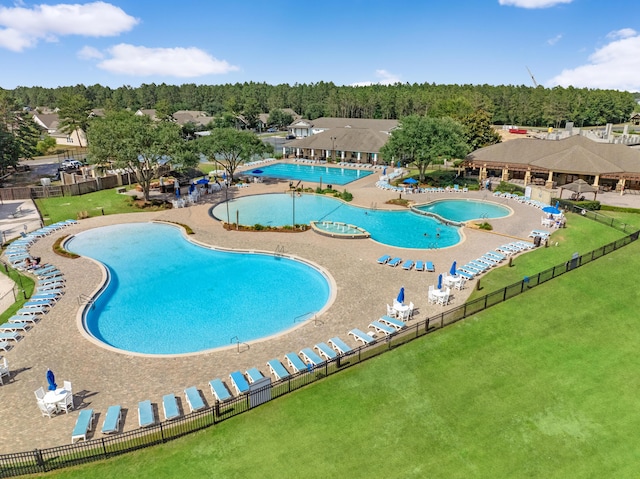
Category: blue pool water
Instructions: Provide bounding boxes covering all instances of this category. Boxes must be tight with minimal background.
[246,163,372,185]
[66,223,331,355]
[415,199,510,222]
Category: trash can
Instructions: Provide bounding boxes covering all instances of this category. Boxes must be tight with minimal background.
[533,235,542,247]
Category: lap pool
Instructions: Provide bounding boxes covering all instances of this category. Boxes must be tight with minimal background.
[245,163,372,185]
[66,223,332,355]
[211,194,510,249]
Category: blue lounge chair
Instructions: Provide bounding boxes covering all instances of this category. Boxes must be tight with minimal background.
[328,337,352,354]
[0,331,21,341]
[414,261,425,272]
[138,400,155,427]
[229,371,250,395]
[9,315,38,324]
[71,409,94,443]
[16,307,46,316]
[30,294,59,302]
[377,254,391,264]
[314,342,337,361]
[162,394,180,421]
[457,270,474,280]
[369,320,396,336]
[401,260,414,271]
[348,328,375,345]
[485,251,505,261]
[184,386,206,412]
[23,301,51,309]
[0,341,10,352]
[209,379,232,402]
[300,347,324,366]
[101,405,122,434]
[379,315,406,330]
[245,367,264,383]
[426,261,435,272]
[387,257,402,267]
[284,352,307,373]
[267,359,291,381]
[0,322,30,332]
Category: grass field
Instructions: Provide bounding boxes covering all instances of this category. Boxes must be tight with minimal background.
[34,215,640,478]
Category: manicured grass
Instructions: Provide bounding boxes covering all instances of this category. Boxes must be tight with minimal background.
[37,221,640,478]
[35,188,153,224]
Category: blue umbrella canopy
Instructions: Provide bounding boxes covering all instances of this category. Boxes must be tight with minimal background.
[437,274,443,290]
[450,261,457,276]
[403,178,418,184]
[46,369,57,391]
[252,169,264,174]
[396,287,405,304]
[542,206,561,215]
[196,178,209,184]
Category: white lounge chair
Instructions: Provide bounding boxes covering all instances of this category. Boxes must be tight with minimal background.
[267,359,291,381]
[284,352,307,373]
[299,348,324,366]
[71,409,94,443]
[379,315,406,331]
[348,328,375,345]
[184,387,206,412]
[101,405,122,434]
[314,342,337,361]
[209,379,232,402]
[245,368,264,383]
[0,357,9,385]
[369,320,396,336]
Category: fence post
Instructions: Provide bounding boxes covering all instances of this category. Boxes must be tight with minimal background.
[34,448,45,471]
[160,422,165,443]
[102,437,108,458]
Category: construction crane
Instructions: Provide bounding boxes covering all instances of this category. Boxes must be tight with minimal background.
[526,66,538,87]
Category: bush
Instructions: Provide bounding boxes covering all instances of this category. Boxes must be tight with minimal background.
[478,222,493,231]
[254,224,265,231]
[53,236,80,259]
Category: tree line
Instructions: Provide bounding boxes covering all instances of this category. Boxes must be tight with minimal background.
[5,82,637,128]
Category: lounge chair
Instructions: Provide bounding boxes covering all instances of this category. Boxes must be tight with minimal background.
[0,331,21,342]
[284,352,307,373]
[138,400,155,427]
[0,341,11,351]
[401,260,414,271]
[414,261,425,272]
[369,320,396,336]
[229,371,250,395]
[23,301,51,309]
[314,342,337,361]
[71,409,95,443]
[377,254,391,264]
[299,347,324,366]
[0,321,31,332]
[184,386,206,412]
[348,328,375,345]
[29,294,59,303]
[387,257,402,267]
[209,379,232,402]
[267,359,291,381]
[485,251,505,261]
[16,307,46,316]
[162,394,180,421]
[8,315,38,324]
[456,270,474,280]
[379,315,406,330]
[245,367,264,383]
[328,337,352,354]
[426,261,435,272]
[101,405,122,434]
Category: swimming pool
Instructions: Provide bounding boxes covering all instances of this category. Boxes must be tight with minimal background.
[211,194,510,249]
[66,223,332,355]
[245,163,373,185]
[414,199,511,222]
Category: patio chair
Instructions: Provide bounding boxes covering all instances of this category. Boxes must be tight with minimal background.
[138,400,155,427]
[71,409,95,443]
[386,304,397,318]
[266,359,291,381]
[57,391,74,414]
[209,379,232,402]
[162,394,180,421]
[184,387,206,413]
[37,399,57,418]
[100,405,123,434]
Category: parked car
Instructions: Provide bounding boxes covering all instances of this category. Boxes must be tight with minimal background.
[60,159,83,170]
[286,134,295,140]
[267,127,278,133]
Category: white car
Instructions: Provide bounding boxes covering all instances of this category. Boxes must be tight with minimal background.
[60,160,83,170]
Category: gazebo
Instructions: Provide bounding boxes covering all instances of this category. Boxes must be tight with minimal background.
[559,179,598,200]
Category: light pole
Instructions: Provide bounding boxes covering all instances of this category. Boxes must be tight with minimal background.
[330,136,337,163]
[225,183,230,229]
[292,189,296,228]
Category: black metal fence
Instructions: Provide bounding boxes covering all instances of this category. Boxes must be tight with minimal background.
[0,219,638,477]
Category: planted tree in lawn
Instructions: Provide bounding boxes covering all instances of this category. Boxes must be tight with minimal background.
[57,93,92,147]
[87,110,198,201]
[196,128,272,182]
[380,115,469,182]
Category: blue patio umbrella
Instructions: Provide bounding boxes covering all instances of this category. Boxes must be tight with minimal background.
[383,167,387,175]
[403,178,418,184]
[450,261,457,276]
[46,368,57,391]
[252,169,264,174]
[542,206,561,215]
[555,201,560,208]
[437,273,443,290]
[222,172,227,180]
[189,183,195,193]
[396,287,405,304]
[196,178,209,184]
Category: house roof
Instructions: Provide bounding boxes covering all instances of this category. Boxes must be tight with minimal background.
[466,134,640,176]
[31,113,59,130]
[289,117,398,133]
[172,110,213,126]
[287,128,390,153]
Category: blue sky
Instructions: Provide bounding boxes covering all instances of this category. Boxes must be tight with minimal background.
[0,0,639,91]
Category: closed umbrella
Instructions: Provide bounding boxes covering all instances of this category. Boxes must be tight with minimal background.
[383,167,387,175]
[437,274,443,290]
[46,368,57,391]
[252,169,264,174]
[396,287,405,304]
[450,261,457,276]
[175,186,181,198]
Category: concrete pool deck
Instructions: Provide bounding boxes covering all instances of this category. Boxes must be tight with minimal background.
[0,171,574,452]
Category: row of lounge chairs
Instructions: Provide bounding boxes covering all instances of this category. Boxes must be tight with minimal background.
[243,157,277,168]
[456,250,508,280]
[492,191,553,210]
[377,255,435,272]
[375,181,469,194]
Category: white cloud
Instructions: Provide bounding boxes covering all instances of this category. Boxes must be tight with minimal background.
[351,69,401,87]
[548,29,640,91]
[0,1,138,52]
[96,44,239,77]
[498,0,573,8]
[547,34,562,46]
[77,45,103,60]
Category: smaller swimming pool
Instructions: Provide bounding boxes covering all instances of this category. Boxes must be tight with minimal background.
[246,163,372,185]
[414,199,510,222]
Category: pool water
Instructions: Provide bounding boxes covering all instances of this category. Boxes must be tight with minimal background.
[66,223,331,355]
[414,199,511,222]
[212,194,508,249]
[246,163,372,185]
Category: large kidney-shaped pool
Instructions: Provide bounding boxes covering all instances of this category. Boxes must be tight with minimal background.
[66,223,332,356]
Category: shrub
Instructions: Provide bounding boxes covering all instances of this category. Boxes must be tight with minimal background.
[254,224,265,231]
[53,236,80,259]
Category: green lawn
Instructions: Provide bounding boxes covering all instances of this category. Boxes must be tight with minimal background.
[37,218,640,478]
